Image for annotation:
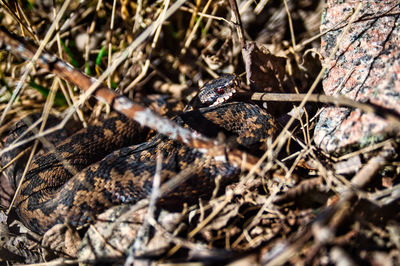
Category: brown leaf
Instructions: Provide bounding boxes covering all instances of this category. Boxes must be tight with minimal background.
[243,42,286,93]
[42,224,81,258]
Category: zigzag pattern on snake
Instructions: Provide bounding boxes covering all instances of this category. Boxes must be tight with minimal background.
[1,75,277,235]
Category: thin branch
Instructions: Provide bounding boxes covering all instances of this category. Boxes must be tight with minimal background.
[228,0,246,49]
[250,92,400,127]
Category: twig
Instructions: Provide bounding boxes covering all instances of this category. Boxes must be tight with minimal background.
[0,1,38,42]
[228,0,245,49]
[350,144,395,189]
[283,0,296,49]
[250,92,400,127]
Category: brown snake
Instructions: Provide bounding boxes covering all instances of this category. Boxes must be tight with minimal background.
[1,74,277,235]
[0,27,277,235]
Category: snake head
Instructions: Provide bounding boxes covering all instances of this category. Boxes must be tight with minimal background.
[196,74,240,108]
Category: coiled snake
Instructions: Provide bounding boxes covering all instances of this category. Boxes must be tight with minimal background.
[1,74,277,235]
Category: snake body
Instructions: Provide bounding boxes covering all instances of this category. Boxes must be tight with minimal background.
[2,75,276,235]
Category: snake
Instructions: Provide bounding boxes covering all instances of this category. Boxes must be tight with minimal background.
[1,74,277,235]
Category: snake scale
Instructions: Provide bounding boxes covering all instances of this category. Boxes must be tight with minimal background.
[1,75,277,235]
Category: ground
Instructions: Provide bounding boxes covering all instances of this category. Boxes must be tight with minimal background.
[0,0,399,265]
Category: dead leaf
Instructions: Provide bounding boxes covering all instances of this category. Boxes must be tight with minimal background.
[42,224,80,258]
[243,42,286,93]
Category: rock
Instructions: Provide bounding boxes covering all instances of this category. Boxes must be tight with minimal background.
[314,0,400,153]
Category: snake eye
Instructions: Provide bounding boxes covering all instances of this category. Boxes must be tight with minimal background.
[216,87,225,94]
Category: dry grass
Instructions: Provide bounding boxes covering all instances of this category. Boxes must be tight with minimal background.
[0,0,399,265]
